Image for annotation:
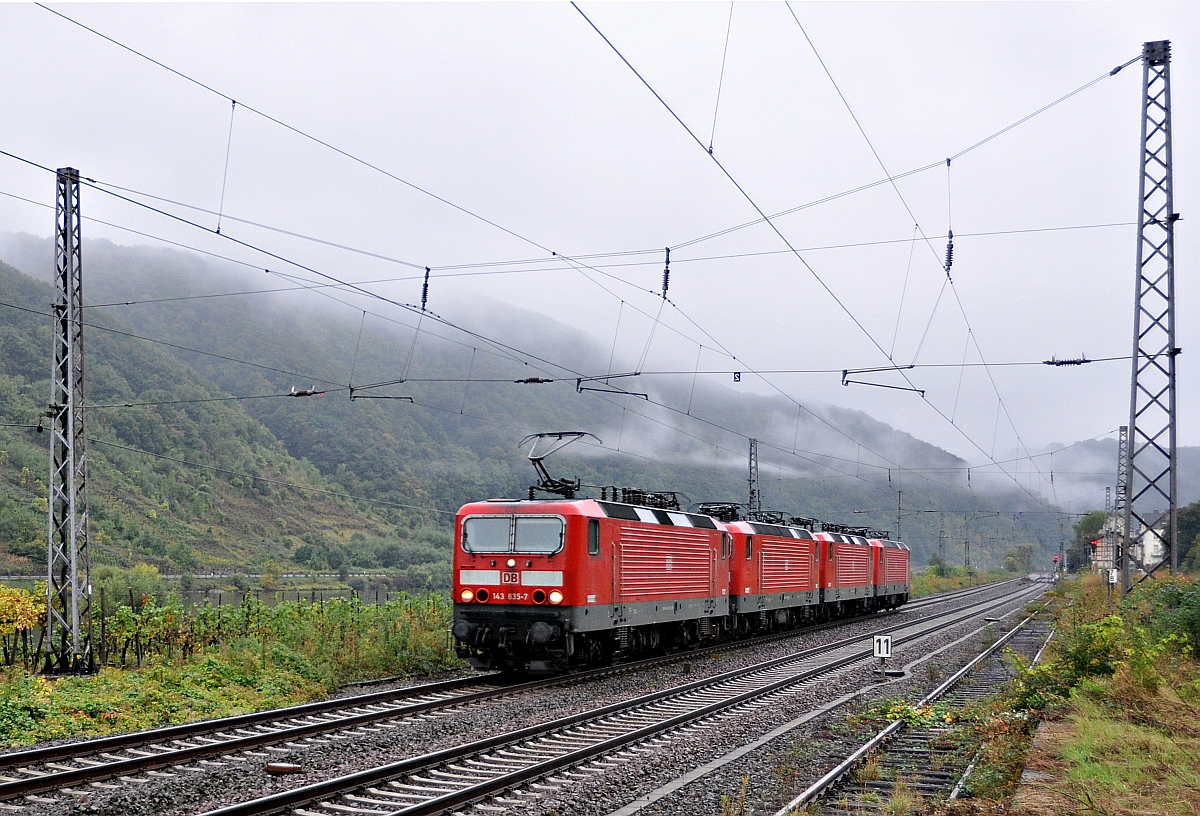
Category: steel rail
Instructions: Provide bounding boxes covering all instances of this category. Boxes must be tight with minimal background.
[338,579,1003,691]
[198,584,1042,816]
[0,579,1018,801]
[0,675,497,771]
[0,580,1011,771]
[770,602,1047,815]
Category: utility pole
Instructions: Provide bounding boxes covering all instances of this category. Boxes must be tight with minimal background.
[1116,425,1130,590]
[963,514,971,571]
[1122,40,1179,588]
[747,438,760,518]
[1058,514,1066,574]
[46,168,92,674]
[896,490,902,543]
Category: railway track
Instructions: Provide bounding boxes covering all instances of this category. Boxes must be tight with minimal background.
[0,580,1027,811]
[195,582,1043,816]
[0,579,1018,807]
[773,608,1054,816]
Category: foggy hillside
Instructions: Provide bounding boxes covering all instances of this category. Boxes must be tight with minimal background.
[1025,437,1200,509]
[0,255,396,576]
[0,232,1073,569]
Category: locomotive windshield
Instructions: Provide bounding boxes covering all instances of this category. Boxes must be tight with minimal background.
[514,517,564,553]
[461,516,511,553]
[461,515,565,554]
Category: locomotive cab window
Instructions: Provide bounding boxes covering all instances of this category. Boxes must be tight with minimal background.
[514,517,564,554]
[828,542,835,560]
[745,535,753,560]
[462,516,511,553]
[588,519,600,555]
[722,533,732,560]
[461,515,565,555]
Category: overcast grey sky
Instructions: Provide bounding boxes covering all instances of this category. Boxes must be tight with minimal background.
[1,2,1196,491]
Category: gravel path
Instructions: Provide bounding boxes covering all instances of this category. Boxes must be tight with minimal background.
[21,582,1032,816]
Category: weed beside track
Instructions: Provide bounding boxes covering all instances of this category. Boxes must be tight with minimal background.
[956,574,1200,816]
[0,592,458,748]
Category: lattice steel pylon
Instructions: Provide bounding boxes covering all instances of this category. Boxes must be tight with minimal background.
[46,167,93,673]
[748,438,761,518]
[1115,426,1130,589]
[1121,41,1179,590]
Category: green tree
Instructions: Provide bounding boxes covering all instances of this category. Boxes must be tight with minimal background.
[1003,542,1037,573]
[1177,500,1200,570]
[93,564,165,613]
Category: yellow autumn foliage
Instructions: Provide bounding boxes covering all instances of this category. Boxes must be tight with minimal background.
[0,584,43,638]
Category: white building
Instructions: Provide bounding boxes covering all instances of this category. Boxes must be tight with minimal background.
[1134,511,1170,572]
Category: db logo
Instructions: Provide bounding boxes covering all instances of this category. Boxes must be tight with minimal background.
[501,572,520,584]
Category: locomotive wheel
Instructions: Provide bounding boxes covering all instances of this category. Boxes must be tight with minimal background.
[586,635,607,667]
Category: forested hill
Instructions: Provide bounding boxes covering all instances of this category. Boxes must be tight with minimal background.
[0,256,394,576]
[0,233,1065,570]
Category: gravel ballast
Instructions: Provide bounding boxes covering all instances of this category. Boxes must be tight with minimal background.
[19,581,1036,816]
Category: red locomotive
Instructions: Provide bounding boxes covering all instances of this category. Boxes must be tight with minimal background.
[451,498,910,672]
[450,498,729,672]
[450,434,910,672]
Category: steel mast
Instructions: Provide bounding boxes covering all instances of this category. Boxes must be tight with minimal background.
[1121,41,1179,589]
[1115,425,1130,589]
[748,438,760,518]
[46,167,92,673]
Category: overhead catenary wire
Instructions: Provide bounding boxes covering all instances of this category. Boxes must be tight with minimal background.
[890,224,920,359]
[38,8,768,433]
[0,296,346,388]
[669,30,1138,254]
[0,38,1088,534]
[7,0,1145,311]
[572,3,1057,510]
[707,2,735,154]
[216,99,237,235]
[36,2,559,259]
[67,171,581,384]
[85,179,426,270]
[0,165,1123,496]
[657,293,933,487]
[802,24,1121,497]
[2,182,1136,299]
[0,12,1113,508]
[782,6,1133,505]
[571,2,884,351]
[22,172,740,366]
[40,0,807,349]
[85,390,337,409]
[0,297,1065,508]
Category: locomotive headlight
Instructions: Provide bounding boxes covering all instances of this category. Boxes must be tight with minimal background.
[459,588,474,603]
[507,558,517,568]
[548,590,564,605]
